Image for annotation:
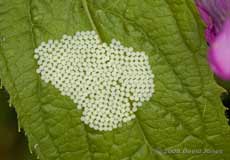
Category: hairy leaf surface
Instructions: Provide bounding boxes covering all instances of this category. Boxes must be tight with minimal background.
[0,0,230,160]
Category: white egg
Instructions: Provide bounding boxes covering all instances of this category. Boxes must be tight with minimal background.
[34,31,154,131]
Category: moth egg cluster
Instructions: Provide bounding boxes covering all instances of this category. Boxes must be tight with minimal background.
[34,31,154,131]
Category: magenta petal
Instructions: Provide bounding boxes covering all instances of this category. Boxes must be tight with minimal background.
[205,24,216,43]
[195,0,212,25]
[196,0,230,30]
[195,0,230,43]
[208,20,230,80]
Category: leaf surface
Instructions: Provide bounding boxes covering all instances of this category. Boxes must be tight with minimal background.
[0,0,230,160]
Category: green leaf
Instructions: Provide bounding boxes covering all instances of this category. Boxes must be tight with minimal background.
[0,0,230,160]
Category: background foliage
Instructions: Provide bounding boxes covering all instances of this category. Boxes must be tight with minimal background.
[0,87,35,160]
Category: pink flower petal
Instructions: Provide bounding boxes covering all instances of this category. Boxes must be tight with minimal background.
[208,20,230,80]
[195,0,230,43]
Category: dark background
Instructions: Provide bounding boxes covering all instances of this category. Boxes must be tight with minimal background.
[0,88,35,160]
